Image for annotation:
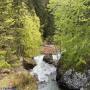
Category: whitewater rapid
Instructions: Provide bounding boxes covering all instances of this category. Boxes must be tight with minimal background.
[32,53,61,82]
[31,53,61,90]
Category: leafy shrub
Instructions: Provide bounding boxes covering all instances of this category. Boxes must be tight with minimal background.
[14,2,42,58]
[21,15,42,57]
[75,59,86,72]
[48,0,90,72]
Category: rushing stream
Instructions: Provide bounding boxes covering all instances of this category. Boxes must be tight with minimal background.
[31,54,90,90]
[38,72,60,90]
[31,53,61,90]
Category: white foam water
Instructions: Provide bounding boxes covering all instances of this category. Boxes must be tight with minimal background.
[31,53,61,90]
[32,53,61,82]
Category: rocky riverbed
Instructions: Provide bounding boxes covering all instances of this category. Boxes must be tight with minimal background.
[31,53,90,90]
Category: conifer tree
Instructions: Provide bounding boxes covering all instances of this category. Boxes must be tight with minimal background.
[12,0,42,58]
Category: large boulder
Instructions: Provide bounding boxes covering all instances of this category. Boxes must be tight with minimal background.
[43,54,53,64]
[56,61,90,90]
[22,58,36,70]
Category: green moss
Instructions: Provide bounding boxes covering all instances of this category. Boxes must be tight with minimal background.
[0,60,11,69]
[0,51,6,56]
[0,50,6,60]
[75,59,86,72]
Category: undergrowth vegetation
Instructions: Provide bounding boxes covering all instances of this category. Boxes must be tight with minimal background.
[0,71,37,90]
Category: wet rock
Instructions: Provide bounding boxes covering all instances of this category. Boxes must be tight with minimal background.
[22,57,36,70]
[64,69,87,89]
[1,69,11,74]
[86,70,90,82]
[43,54,53,64]
[56,68,90,90]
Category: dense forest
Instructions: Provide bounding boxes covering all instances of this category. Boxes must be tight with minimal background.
[0,0,90,90]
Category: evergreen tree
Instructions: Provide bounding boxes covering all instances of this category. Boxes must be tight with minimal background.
[12,0,42,58]
[0,0,14,49]
[0,0,42,66]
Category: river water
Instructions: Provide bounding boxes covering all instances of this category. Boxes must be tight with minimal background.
[38,73,60,90]
[31,54,90,90]
[31,54,61,90]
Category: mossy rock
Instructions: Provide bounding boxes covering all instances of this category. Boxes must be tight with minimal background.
[75,59,87,72]
[22,57,36,70]
[43,54,53,64]
[24,58,36,65]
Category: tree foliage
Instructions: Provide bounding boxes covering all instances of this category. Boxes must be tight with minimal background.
[12,0,42,57]
[0,0,42,66]
[32,0,55,41]
[48,0,90,71]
